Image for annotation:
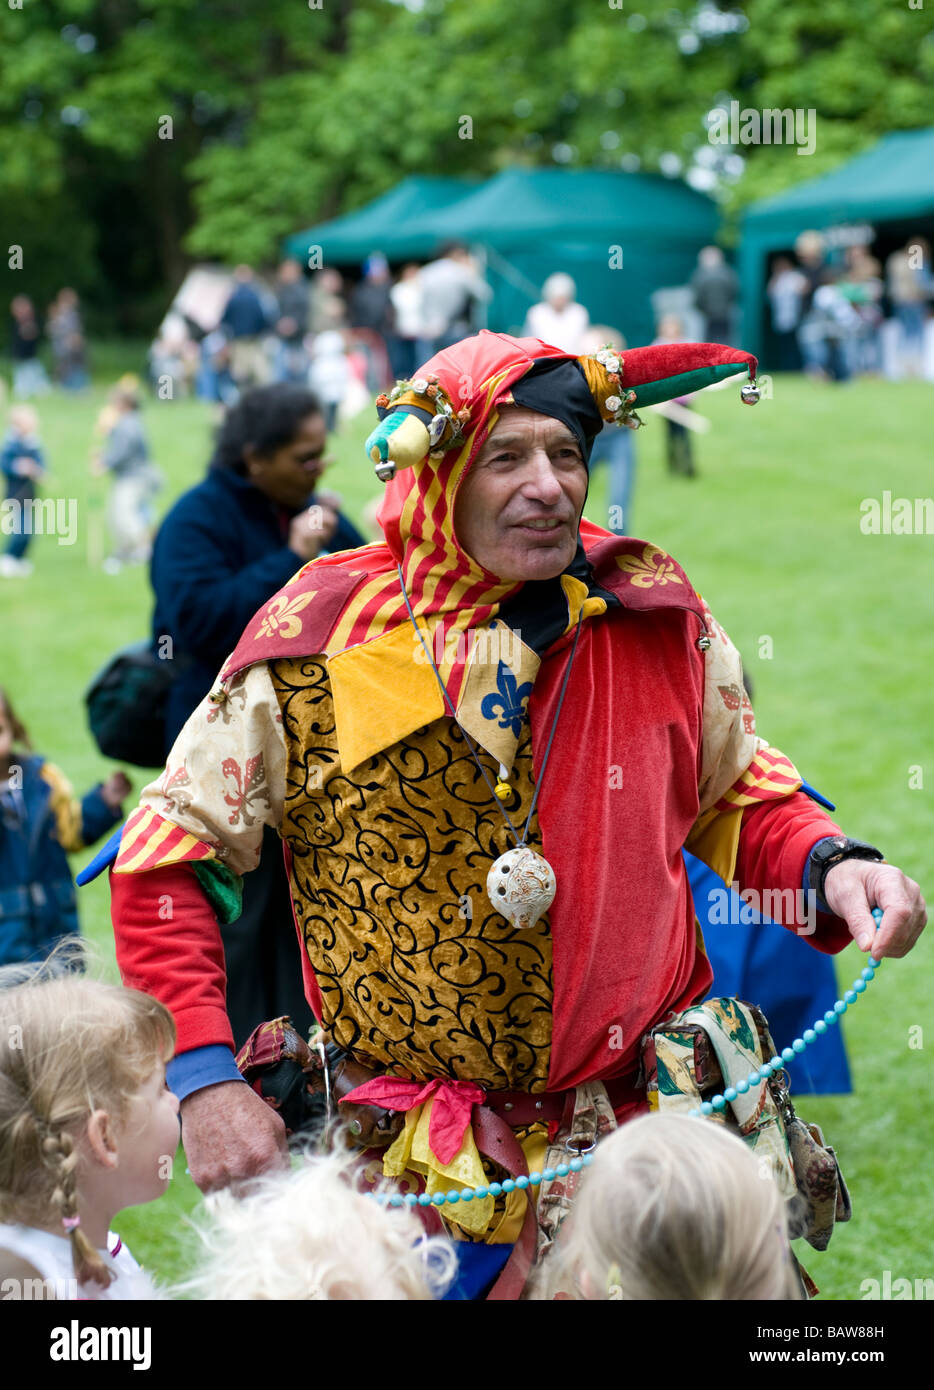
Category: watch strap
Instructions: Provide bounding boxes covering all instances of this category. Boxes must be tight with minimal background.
[807,836,885,906]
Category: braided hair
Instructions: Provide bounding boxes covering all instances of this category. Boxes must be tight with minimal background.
[0,962,175,1289]
[41,1128,108,1287]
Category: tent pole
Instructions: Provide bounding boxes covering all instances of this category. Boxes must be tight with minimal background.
[472,243,489,329]
[481,244,542,302]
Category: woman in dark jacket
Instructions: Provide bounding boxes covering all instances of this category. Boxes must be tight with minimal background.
[150,383,366,1045]
[152,384,365,746]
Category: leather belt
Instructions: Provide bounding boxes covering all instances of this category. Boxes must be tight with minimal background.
[472,1106,538,1301]
[483,1069,644,1127]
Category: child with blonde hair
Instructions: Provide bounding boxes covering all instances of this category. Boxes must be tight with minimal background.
[536,1113,803,1301]
[180,1146,457,1301]
[0,963,179,1298]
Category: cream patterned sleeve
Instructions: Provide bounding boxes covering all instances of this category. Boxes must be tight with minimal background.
[131,662,287,878]
[695,600,767,817]
[687,601,804,884]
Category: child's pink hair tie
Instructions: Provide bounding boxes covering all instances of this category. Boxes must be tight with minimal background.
[61,1215,81,1232]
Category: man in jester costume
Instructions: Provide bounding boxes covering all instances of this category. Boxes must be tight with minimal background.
[102,331,925,1298]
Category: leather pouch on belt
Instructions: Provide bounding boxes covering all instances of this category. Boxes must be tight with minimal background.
[235,1015,405,1147]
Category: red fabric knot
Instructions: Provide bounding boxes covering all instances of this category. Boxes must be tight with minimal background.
[339,1076,486,1165]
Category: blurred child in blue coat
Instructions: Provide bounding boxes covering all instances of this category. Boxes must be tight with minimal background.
[0,405,47,577]
[0,687,130,965]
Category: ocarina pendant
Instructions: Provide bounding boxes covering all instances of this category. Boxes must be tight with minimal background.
[487,846,556,930]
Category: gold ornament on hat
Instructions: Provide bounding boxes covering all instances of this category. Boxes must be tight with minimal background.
[578,346,645,430]
[370,375,468,481]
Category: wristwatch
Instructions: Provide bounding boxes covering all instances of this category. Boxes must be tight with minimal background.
[807,835,885,907]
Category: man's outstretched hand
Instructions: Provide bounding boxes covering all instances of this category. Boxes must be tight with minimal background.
[822,859,926,959]
[180,1080,290,1193]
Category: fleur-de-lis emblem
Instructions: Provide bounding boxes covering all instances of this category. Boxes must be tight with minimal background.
[741,692,756,736]
[718,683,743,712]
[480,661,533,736]
[256,590,315,640]
[206,683,248,725]
[159,762,192,815]
[221,754,270,826]
[617,544,684,589]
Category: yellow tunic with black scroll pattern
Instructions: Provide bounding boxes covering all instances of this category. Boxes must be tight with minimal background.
[270,655,554,1091]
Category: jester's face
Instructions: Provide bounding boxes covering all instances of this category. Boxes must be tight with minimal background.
[452,405,588,583]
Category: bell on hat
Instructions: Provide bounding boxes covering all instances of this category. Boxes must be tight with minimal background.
[578,340,760,420]
[365,334,762,482]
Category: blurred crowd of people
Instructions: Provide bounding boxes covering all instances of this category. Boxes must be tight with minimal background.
[148,241,493,417]
[8,289,89,398]
[0,373,163,579]
[7,228,930,587]
[767,230,934,381]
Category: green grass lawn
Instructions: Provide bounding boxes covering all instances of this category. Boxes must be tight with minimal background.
[2,365,932,1299]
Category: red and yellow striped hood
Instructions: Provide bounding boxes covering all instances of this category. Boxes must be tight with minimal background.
[217,331,756,769]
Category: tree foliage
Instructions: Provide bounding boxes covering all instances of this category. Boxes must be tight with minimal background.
[1,0,932,326]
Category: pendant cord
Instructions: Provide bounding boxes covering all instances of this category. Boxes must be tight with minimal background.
[397,565,522,838]
[521,610,583,845]
[396,563,583,847]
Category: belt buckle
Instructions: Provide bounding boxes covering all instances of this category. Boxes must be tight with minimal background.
[564,1136,597,1155]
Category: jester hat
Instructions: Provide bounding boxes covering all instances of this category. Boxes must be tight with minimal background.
[222,331,757,771]
[364,329,756,629]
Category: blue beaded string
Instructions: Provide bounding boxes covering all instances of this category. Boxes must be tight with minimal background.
[687,906,884,1119]
[371,909,884,1207]
[374,1152,596,1209]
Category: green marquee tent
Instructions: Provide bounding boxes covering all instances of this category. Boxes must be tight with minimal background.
[740,127,934,362]
[286,168,721,350]
[416,168,720,348]
[284,176,482,264]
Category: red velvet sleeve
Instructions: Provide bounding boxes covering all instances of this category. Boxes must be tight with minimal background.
[110,864,235,1052]
[733,791,853,955]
